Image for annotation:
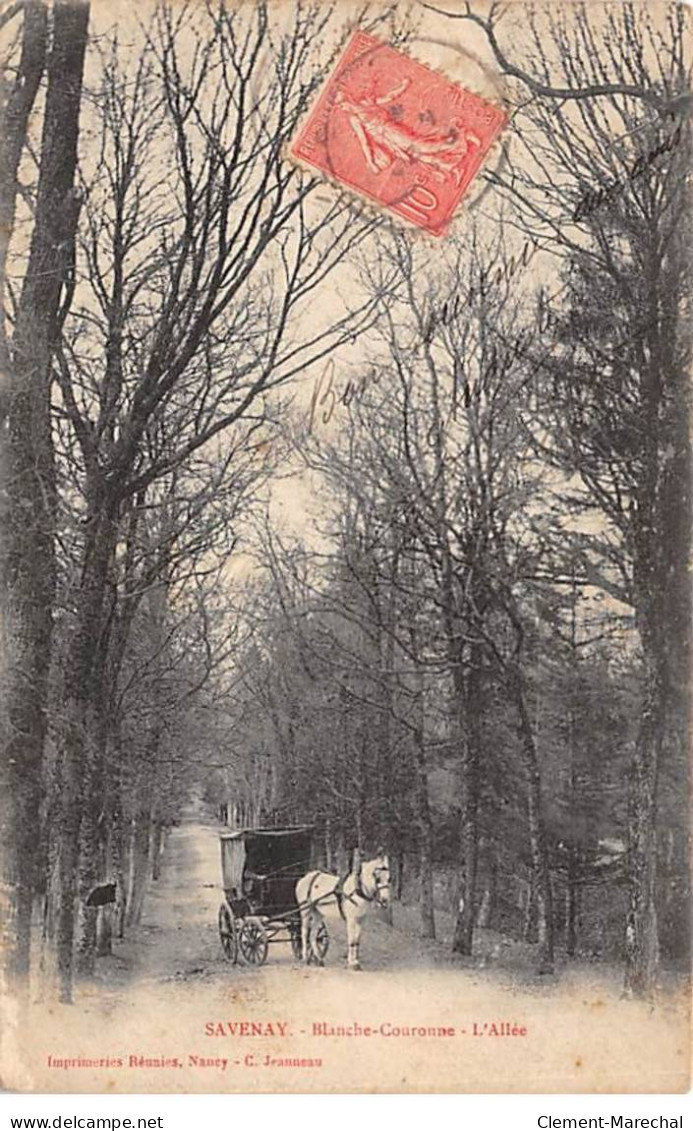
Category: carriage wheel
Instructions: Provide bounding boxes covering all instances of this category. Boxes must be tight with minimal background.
[238,920,268,966]
[218,905,238,964]
[315,921,329,961]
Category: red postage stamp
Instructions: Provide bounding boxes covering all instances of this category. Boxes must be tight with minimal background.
[290,32,507,237]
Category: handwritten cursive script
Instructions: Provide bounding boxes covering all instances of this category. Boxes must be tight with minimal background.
[422,235,540,345]
[573,121,682,222]
[308,359,381,433]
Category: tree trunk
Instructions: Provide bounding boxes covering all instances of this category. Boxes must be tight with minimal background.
[375,561,397,925]
[111,768,127,941]
[419,838,435,941]
[75,817,101,977]
[622,231,687,994]
[0,12,48,983]
[396,851,404,902]
[336,826,348,876]
[476,844,497,930]
[623,653,663,997]
[126,808,152,928]
[75,698,110,977]
[522,878,537,942]
[54,496,118,1002]
[151,821,163,882]
[451,644,481,956]
[323,818,333,872]
[565,846,579,958]
[0,5,47,356]
[510,665,554,974]
[0,0,89,996]
[413,678,435,939]
[95,907,112,958]
[54,724,84,1003]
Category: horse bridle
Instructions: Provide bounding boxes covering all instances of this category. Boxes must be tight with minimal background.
[357,862,391,907]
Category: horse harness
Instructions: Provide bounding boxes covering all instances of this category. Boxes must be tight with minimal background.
[304,864,390,920]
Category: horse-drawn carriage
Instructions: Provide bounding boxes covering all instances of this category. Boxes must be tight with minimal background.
[217,826,329,966]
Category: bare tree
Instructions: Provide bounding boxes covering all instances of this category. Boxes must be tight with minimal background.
[302,226,560,969]
[46,0,389,1001]
[439,0,691,995]
[0,0,89,992]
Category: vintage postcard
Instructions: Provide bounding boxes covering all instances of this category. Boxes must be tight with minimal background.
[0,0,690,1095]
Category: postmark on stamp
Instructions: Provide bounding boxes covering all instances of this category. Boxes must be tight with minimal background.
[289,31,508,237]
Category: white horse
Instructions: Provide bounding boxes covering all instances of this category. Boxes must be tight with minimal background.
[295,854,391,970]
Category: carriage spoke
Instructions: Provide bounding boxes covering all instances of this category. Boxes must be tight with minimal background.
[238,920,269,965]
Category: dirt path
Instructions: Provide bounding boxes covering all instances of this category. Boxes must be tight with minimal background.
[8,821,689,1094]
[101,819,451,994]
[114,822,235,986]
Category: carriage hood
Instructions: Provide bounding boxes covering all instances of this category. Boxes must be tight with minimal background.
[219,827,314,896]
